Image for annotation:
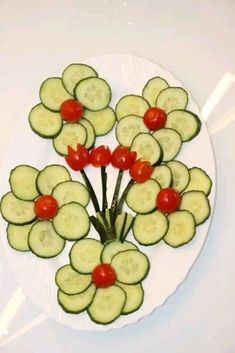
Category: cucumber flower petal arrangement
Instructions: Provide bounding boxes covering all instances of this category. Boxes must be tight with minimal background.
[0,62,212,325]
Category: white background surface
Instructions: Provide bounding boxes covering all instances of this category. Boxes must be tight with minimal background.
[0,1,235,352]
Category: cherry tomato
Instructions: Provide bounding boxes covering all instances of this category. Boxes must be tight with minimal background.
[129,160,154,183]
[65,144,89,171]
[60,99,84,123]
[34,195,58,220]
[156,187,181,213]
[90,145,111,167]
[92,263,117,288]
[111,145,137,170]
[143,107,167,131]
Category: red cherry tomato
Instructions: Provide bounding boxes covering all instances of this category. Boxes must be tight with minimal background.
[143,107,167,131]
[65,144,89,171]
[129,160,154,183]
[34,195,58,220]
[111,145,137,170]
[92,263,117,288]
[60,99,84,123]
[156,187,181,213]
[90,145,111,167]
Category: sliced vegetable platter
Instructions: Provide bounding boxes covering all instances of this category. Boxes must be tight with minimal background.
[0,54,215,331]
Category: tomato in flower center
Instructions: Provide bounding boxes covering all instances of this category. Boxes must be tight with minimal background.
[60,99,84,123]
[34,195,58,220]
[143,107,167,131]
[156,187,181,214]
[92,263,117,288]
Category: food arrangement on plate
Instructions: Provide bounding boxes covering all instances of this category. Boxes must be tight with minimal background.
[0,60,212,325]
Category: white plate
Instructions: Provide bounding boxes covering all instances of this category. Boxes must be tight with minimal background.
[0,54,215,331]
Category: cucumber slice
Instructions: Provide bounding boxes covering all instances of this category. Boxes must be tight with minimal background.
[180,191,211,225]
[111,249,150,284]
[53,123,87,156]
[130,133,163,165]
[126,179,161,214]
[58,284,96,314]
[79,118,96,149]
[74,77,111,111]
[101,240,137,264]
[152,128,182,162]
[133,211,168,245]
[115,95,149,121]
[88,285,126,325]
[70,238,103,274]
[53,202,90,241]
[29,104,62,138]
[117,282,144,315]
[9,165,39,201]
[151,165,172,188]
[115,115,149,147]
[0,192,35,225]
[55,264,91,295]
[62,63,98,95]
[83,107,116,136]
[40,77,73,112]
[166,110,201,142]
[142,76,169,106]
[120,213,134,241]
[114,213,126,240]
[183,167,212,196]
[164,210,196,247]
[36,164,71,195]
[156,87,188,114]
[166,160,190,192]
[28,221,65,258]
[7,223,34,252]
[52,180,90,208]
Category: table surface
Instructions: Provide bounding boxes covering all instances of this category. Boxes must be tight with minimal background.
[0,1,235,352]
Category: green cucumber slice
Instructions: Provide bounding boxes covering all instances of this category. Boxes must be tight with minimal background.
[142,76,169,106]
[52,180,90,208]
[156,87,188,114]
[36,164,71,195]
[101,240,137,264]
[166,160,190,192]
[79,118,96,149]
[180,191,211,225]
[115,115,149,147]
[83,107,116,136]
[166,110,201,141]
[9,165,39,201]
[28,221,65,258]
[53,123,87,156]
[55,264,91,295]
[183,167,212,195]
[151,165,172,188]
[164,210,196,247]
[126,179,161,214]
[88,285,126,325]
[130,133,163,165]
[117,282,144,315]
[74,77,111,111]
[52,202,90,241]
[115,95,149,121]
[0,192,35,225]
[70,238,103,274]
[133,211,168,245]
[111,249,150,284]
[152,128,182,162]
[39,77,73,112]
[62,63,98,95]
[28,104,62,138]
[7,223,34,252]
[58,284,96,314]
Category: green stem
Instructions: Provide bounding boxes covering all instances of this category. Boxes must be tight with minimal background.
[90,216,106,244]
[115,179,134,219]
[101,167,108,212]
[80,169,100,213]
[111,169,123,214]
